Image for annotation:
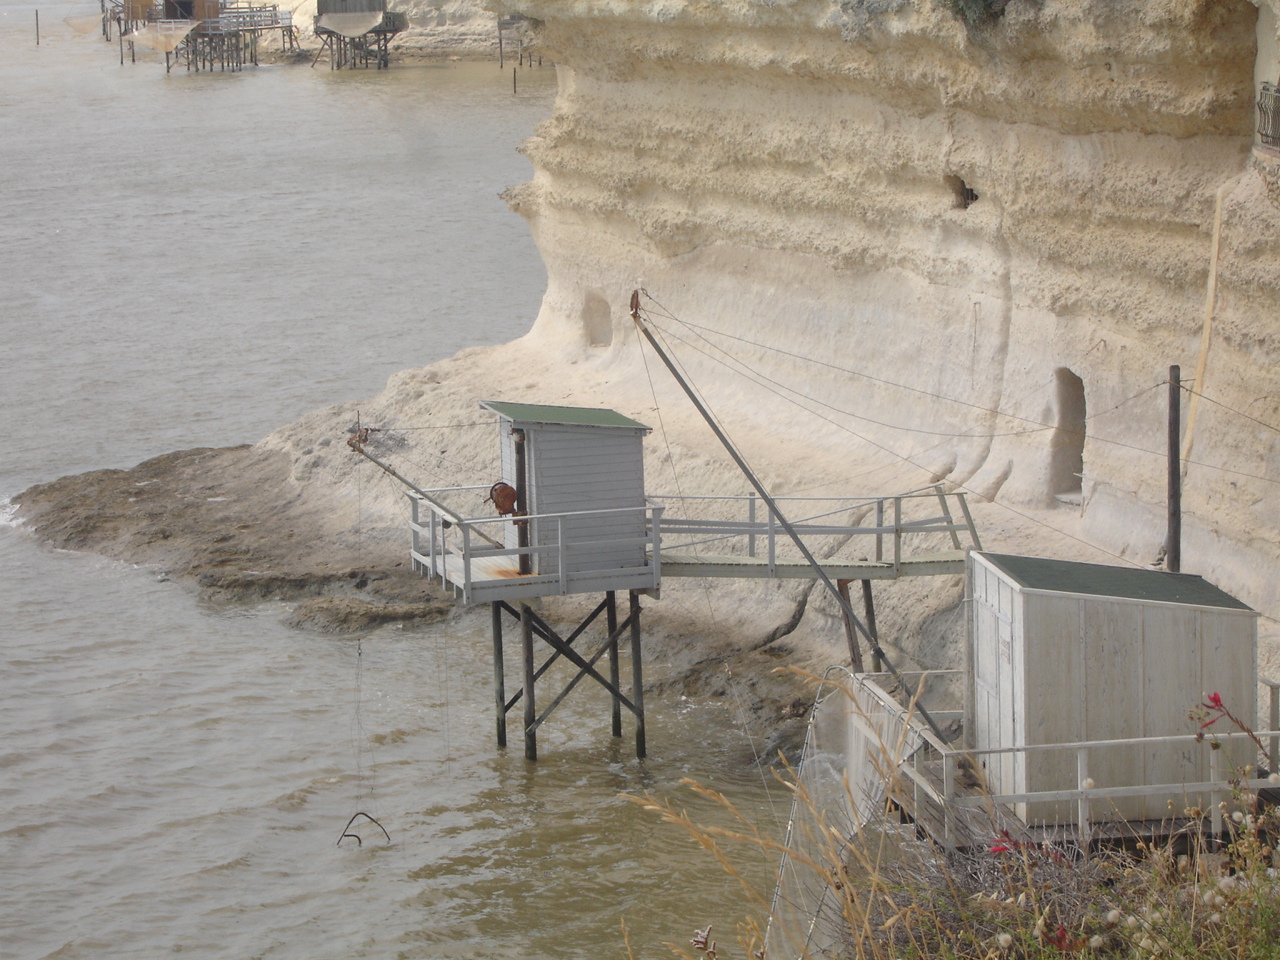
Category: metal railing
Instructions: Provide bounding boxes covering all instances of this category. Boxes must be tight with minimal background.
[408,487,663,600]
[848,673,1280,849]
[203,4,292,31]
[648,484,981,574]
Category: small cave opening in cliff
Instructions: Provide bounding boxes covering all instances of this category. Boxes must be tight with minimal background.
[1049,368,1086,504]
[945,175,979,209]
[582,293,613,347]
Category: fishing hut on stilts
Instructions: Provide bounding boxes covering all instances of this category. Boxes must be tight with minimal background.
[341,292,984,762]
[399,402,661,760]
[314,0,406,70]
[95,0,296,73]
[375,395,980,762]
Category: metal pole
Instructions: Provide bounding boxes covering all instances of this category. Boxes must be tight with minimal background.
[1167,365,1182,573]
[35,10,40,45]
[492,602,507,748]
[630,291,946,741]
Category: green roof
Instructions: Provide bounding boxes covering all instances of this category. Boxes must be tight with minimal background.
[480,400,650,431]
[978,552,1254,612]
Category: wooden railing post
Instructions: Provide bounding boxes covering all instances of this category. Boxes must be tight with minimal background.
[1210,748,1224,844]
[912,748,923,822]
[1077,747,1092,857]
[893,497,902,573]
[875,499,884,562]
[956,492,982,550]
[650,504,664,589]
[1265,678,1280,773]
[935,485,963,549]
[767,506,776,577]
[942,751,956,845]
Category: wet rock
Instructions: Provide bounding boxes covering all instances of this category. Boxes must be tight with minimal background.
[285,596,454,634]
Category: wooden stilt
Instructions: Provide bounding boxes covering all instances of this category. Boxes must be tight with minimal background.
[521,603,536,761]
[862,579,881,672]
[1167,365,1182,573]
[492,601,507,748]
[836,579,864,672]
[629,591,645,759]
[606,591,621,737]
[485,594,645,760]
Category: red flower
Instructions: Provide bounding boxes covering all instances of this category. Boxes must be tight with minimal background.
[1204,692,1224,710]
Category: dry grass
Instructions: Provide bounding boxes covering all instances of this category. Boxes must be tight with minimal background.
[630,778,1280,959]
[626,682,1280,959]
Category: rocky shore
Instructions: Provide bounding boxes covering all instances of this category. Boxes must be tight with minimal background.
[14,444,453,631]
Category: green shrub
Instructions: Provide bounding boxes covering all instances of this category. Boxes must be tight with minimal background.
[945,0,1008,28]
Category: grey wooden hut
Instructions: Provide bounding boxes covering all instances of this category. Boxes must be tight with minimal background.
[966,552,1258,823]
[481,400,655,595]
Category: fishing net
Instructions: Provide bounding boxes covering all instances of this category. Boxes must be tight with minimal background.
[315,12,382,37]
[765,671,924,960]
[64,14,105,33]
[123,20,199,52]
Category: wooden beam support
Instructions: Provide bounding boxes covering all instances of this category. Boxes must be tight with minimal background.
[521,603,536,761]
[862,579,882,673]
[491,601,506,748]
[836,580,864,672]
[631,591,646,759]
[607,591,622,738]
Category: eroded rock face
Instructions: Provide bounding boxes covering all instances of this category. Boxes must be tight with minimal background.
[500,0,1280,612]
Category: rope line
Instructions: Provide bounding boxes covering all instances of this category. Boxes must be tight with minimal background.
[637,299,1146,570]
[1181,385,1280,437]
[641,303,1280,488]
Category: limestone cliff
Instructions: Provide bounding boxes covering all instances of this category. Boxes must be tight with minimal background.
[495,0,1280,639]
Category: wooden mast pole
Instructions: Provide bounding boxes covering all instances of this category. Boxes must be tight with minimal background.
[348,432,504,550]
[630,291,946,741]
[1167,365,1182,573]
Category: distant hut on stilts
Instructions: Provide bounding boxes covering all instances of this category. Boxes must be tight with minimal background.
[314,0,405,69]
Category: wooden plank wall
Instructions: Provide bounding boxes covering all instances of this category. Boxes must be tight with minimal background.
[528,425,647,574]
[969,553,1257,826]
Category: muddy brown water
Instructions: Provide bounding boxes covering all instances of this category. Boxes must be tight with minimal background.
[0,14,787,958]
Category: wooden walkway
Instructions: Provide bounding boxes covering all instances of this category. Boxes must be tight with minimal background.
[892,758,1247,852]
[656,549,966,581]
[410,486,979,603]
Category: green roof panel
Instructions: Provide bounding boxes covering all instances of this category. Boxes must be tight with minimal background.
[480,400,650,431]
[979,552,1253,611]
